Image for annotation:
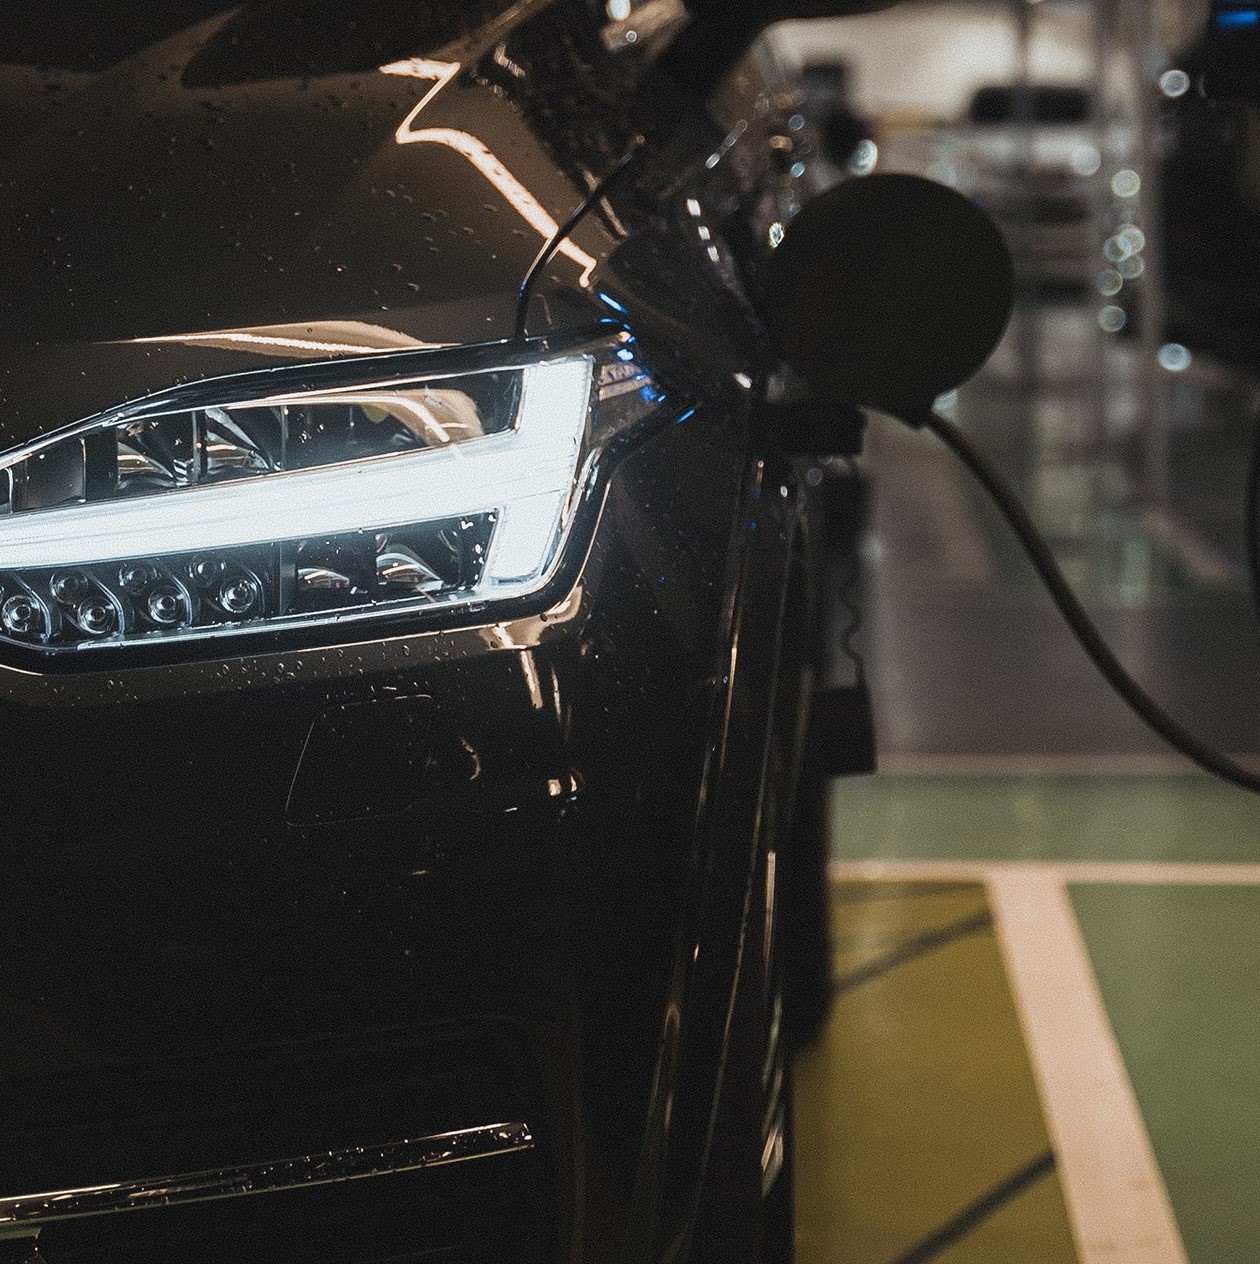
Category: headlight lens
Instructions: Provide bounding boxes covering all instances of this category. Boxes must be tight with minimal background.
[0,338,660,655]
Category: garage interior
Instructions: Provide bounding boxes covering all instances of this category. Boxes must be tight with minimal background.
[777,1,1260,1260]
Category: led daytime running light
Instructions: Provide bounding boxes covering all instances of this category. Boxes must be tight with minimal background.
[0,358,593,573]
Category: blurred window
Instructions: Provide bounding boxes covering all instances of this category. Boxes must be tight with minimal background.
[968,84,1093,125]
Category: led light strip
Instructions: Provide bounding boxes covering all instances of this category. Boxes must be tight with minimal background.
[0,358,593,573]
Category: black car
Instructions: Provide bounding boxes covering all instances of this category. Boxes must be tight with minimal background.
[0,3,892,1262]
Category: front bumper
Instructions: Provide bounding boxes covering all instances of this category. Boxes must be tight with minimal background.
[0,394,796,1263]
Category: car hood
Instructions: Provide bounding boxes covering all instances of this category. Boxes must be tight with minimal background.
[0,5,614,448]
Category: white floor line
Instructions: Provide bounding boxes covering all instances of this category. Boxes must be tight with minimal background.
[830,860,1195,1263]
[987,871,1188,1264]
[831,858,1260,886]
[873,752,1260,776]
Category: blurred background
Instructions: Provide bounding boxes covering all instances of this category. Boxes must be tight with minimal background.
[756,5,1260,1261]
[769,0,1260,765]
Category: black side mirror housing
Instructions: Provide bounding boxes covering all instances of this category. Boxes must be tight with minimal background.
[761,173,1015,421]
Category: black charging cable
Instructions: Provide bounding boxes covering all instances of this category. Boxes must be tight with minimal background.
[904,407,1260,795]
[1247,412,1260,628]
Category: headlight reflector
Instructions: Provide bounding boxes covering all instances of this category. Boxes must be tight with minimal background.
[0,346,653,655]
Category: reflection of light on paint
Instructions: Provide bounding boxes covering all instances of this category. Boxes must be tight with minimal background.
[686,198,702,218]
[380,58,461,117]
[1158,342,1192,372]
[126,322,443,356]
[768,222,784,248]
[491,43,525,79]
[1158,68,1190,98]
[135,331,386,354]
[519,649,545,711]
[395,127,597,284]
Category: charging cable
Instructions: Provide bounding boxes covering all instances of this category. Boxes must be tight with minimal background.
[1247,413,1260,627]
[906,407,1260,795]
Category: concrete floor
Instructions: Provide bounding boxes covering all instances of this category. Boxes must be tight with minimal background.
[796,292,1260,1260]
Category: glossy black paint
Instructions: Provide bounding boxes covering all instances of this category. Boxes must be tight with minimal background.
[0,4,834,1262]
[0,0,637,440]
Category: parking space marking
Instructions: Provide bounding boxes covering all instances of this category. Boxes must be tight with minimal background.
[796,879,1078,1263]
[831,861,1196,1264]
[988,871,1187,1264]
[833,858,1260,885]
[875,754,1260,775]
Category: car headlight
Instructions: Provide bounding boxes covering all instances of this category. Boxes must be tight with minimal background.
[0,335,661,655]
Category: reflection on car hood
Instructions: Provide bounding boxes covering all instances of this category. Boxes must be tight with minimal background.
[0,11,599,447]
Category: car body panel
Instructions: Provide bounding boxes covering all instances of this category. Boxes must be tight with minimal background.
[0,4,822,1262]
[0,0,638,443]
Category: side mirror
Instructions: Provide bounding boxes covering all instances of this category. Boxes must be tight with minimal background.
[762,173,1015,419]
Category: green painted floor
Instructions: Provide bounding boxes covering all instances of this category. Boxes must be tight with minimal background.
[1072,884,1260,1264]
[830,773,1260,863]
[804,772,1260,1262]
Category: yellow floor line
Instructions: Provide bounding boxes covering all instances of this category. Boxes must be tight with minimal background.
[828,862,1189,1264]
[796,880,1077,1263]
